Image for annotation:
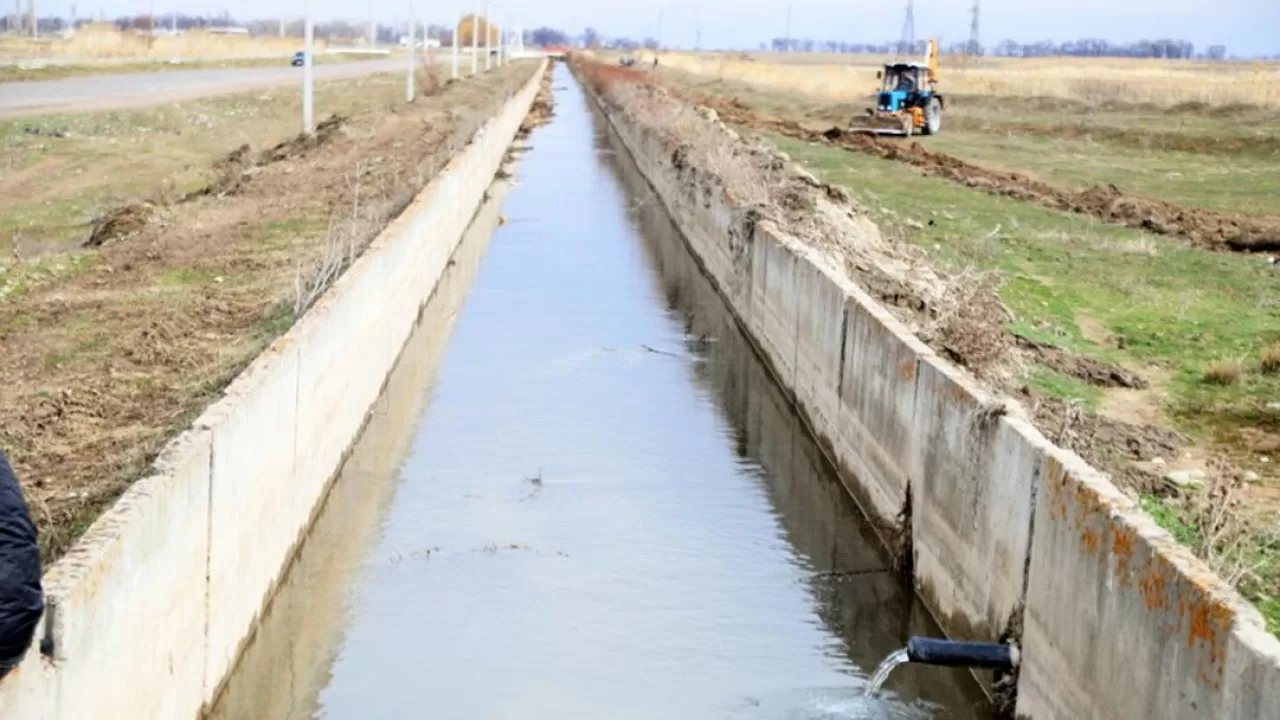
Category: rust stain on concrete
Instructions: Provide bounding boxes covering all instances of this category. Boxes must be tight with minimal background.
[1043,456,1069,521]
[1081,528,1100,556]
[899,359,915,381]
[1139,563,1169,612]
[1112,526,1135,584]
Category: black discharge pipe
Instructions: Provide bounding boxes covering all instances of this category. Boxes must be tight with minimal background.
[906,636,1019,671]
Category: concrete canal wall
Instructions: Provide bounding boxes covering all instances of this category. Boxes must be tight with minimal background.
[0,60,547,720]
[585,70,1280,719]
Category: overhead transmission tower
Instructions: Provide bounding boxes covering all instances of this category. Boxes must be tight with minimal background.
[898,0,915,57]
[967,0,981,57]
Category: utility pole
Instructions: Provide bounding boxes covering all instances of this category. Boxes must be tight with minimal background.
[450,11,459,79]
[656,8,662,50]
[368,0,375,46]
[483,1,490,71]
[70,3,75,30]
[967,0,981,57]
[278,16,284,37]
[695,28,701,52]
[27,0,34,39]
[406,2,415,102]
[303,0,314,134]
[899,0,915,56]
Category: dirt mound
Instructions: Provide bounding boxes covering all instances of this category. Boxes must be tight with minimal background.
[689,94,1280,254]
[1027,390,1186,494]
[177,115,348,205]
[824,127,1280,253]
[185,143,255,199]
[261,114,347,164]
[84,202,154,247]
[1015,335,1147,389]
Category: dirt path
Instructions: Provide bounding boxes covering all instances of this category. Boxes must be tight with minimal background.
[0,63,538,561]
[684,94,1280,254]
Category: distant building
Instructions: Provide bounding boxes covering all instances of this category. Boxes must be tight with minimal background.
[399,37,442,48]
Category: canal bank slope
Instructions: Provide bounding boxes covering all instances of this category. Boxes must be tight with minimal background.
[573,57,1280,719]
[0,60,547,720]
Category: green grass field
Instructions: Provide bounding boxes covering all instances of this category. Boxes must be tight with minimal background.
[665,69,1280,216]
[772,133,1280,440]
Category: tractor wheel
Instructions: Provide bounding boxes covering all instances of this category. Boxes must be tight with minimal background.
[923,98,942,136]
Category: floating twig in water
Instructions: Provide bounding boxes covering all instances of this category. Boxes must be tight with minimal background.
[811,567,893,580]
[641,344,682,358]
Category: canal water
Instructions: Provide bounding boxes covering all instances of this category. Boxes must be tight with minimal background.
[207,64,990,720]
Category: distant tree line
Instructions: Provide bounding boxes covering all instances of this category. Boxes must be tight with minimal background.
[0,16,1244,60]
[768,36,1226,60]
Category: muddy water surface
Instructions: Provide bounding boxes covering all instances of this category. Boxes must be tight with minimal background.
[207,64,990,720]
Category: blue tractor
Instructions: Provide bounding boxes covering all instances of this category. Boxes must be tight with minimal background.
[851,39,943,137]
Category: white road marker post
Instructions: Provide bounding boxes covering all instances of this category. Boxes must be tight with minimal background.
[450,9,459,79]
[483,0,490,71]
[303,0,314,134]
[406,3,415,102]
[470,1,478,76]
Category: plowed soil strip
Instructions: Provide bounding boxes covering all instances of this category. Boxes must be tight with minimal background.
[689,94,1280,254]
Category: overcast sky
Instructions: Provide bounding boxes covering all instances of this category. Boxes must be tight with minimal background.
[72,0,1280,56]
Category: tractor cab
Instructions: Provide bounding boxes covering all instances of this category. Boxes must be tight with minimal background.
[877,63,932,112]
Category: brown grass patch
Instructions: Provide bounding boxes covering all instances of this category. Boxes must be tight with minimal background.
[1204,360,1243,385]
[1260,344,1280,375]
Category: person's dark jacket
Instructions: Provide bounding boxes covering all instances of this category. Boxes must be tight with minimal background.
[0,450,42,672]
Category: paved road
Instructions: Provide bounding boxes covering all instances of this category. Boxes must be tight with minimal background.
[0,59,405,118]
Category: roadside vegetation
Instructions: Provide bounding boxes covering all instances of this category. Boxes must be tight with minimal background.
[646,60,1280,633]
[0,61,535,560]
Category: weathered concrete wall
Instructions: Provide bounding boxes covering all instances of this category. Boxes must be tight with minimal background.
[586,76,1280,717]
[0,60,546,720]
[206,170,510,720]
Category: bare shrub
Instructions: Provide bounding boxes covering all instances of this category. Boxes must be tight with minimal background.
[416,59,445,97]
[1203,360,1242,385]
[1260,343,1280,375]
[293,128,463,315]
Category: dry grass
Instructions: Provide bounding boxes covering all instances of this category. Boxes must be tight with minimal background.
[1260,344,1280,375]
[1203,360,1244,385]
[652,52,1280,109]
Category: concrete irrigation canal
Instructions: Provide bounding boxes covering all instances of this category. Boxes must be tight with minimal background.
[204,64,988,719]
[5,57,1276,720]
